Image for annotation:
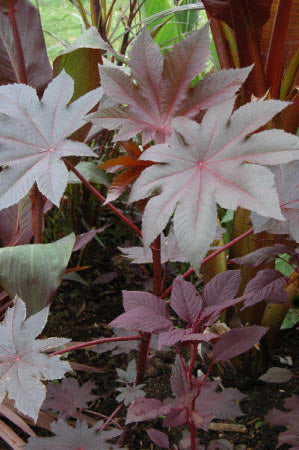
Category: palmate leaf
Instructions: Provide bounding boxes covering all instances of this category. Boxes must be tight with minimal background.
[88,26,252,145]
[130,99,299,271]
[251,162,299,243]
[0,70,102,210]
[42,378,97,419]
[25,419,122,449]
[0,297,71,422]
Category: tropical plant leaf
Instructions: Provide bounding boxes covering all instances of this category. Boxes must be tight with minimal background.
[0,297,71,422]
[73,225,110,252]
[25,419,122,449]
[0,70,101,210]
[130,99,299,270]
[88,26,252,145]
[110,306,173,334]
[0,233,75,315]
[240,269,289,309]
[42,378,97,419]
[250,162,299,243]
[170,275,202,325]
[231,243,297,267]
[68,161,109,187]
[213,325,268,362]
[0,0,52,92]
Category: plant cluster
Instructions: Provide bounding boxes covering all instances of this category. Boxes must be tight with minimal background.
[0,0,298,448]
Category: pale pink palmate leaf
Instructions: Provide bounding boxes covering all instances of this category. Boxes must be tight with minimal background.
[25,419,122,449]
[0,70,102,210]
[88,26,252,145]
[0,296,71,421]
[42,378,97,419]
[251,161,299,243]
[130,99,299,271]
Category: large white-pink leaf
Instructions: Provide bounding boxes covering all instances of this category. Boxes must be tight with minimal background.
[241,269,289,309]
[130,99,299,271]
[0,70,102,209]
[251,162,299,243]
[212,325,268,362]
[88,26,252,145]
[0,297,71,421]
[119,228,188,264]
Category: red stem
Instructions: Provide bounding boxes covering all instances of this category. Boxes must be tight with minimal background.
[100,403,124,431]
[51,335,142,356]
[265,0,293,98]
[189,420,196,450]
[7,0,27,84]
[63,158,142,237]
[161,228,254,298]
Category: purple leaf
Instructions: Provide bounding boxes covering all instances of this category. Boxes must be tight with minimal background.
[213,326,268,362]
[122,290,169,317]
[109,306,173,334]
[73,225,110,252]
[158,329,219,350]
[241,269,289,309]
[202,270,241,307]
[0,296,71,421]
[0,195,32,246]
[170,276,202,324]
[0,70,102,210]
[130,100,299,271]
[0,0,52,92]
[251,162,299,243]
[127,397,171,423]
[42,378,97,419]
[147,429,169,449]
[89,26,252,145]
[196,384,245,420]
[93,271,118,284]
[25,419,121,449]
[163,406,188,427]
[170,355,189,399]
[266,395,299,449]
[259,367,294,383]
[231,244,294,267]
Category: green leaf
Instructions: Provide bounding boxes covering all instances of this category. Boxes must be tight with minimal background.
[177,0,199,33]
[68,161,109,187]
[275,254,294,277]
[139,0,180,47]
[0,234,75,315]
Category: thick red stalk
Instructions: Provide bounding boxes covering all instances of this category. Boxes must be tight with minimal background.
[30,183,46,243]
[51,335,142,356]
[161,228,254,298]
[265,0,293,98]
[63,158,142,237]
[229,0,266,99]
[7,0,27,84]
